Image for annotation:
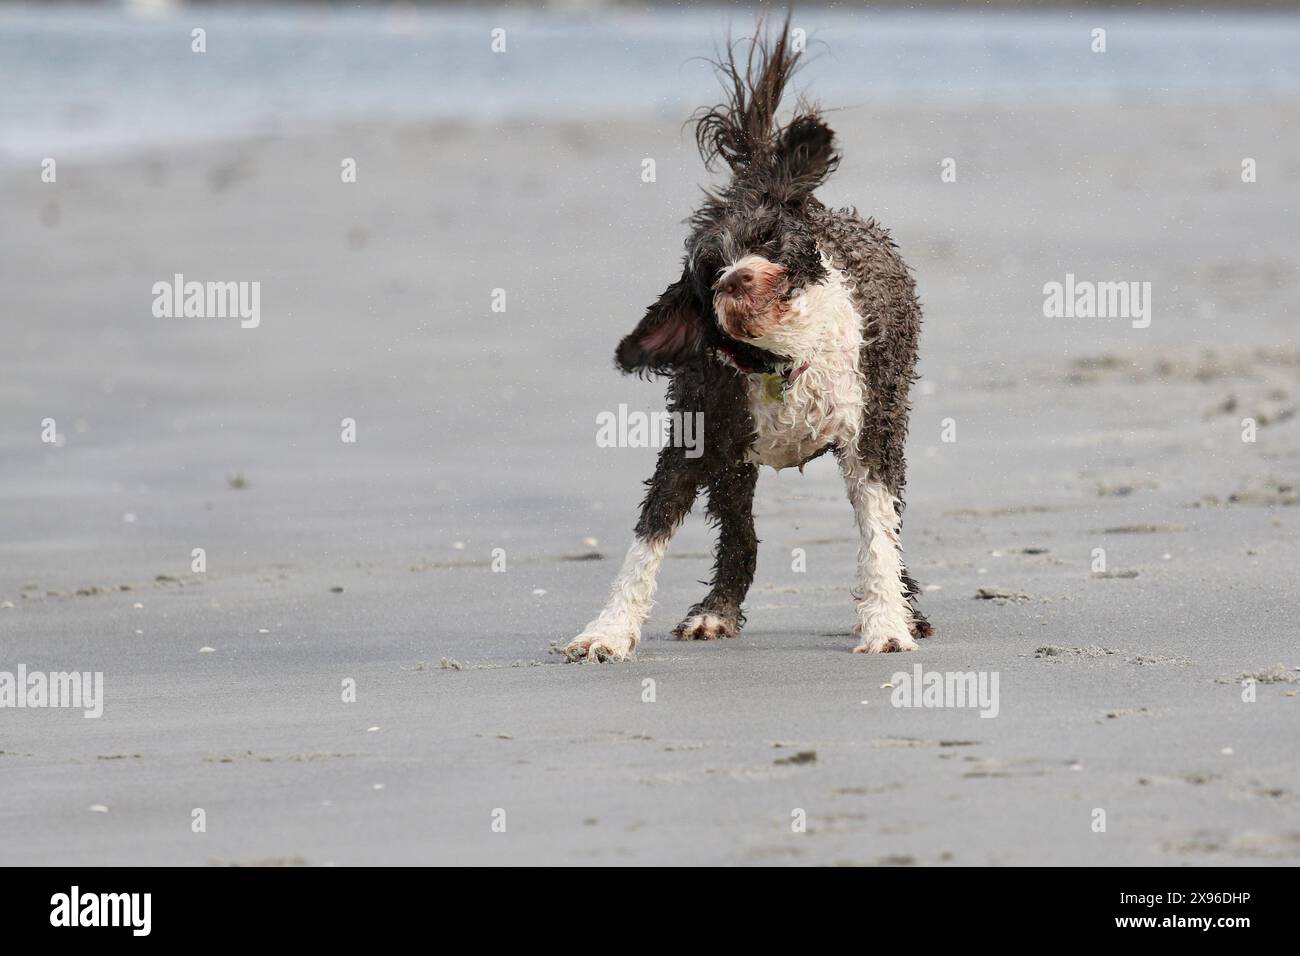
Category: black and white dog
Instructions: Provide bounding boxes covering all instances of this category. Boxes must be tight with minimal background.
[566,20,931,662]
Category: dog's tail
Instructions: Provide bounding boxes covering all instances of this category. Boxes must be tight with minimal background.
[693,13,803,173]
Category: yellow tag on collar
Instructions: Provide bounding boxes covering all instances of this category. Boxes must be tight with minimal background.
[759,372,785,404]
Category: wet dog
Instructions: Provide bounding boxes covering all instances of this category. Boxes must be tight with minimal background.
[566,19,931,661]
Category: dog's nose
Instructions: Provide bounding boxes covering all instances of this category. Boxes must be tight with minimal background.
[717,267,755,297]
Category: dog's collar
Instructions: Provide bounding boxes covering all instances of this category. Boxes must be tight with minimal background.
[715,342,769,374]
[716,345,810,390]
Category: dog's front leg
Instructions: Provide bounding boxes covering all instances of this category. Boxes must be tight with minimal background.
[565,447,703,662]
[674,461,758,641]
[839,453,917,654]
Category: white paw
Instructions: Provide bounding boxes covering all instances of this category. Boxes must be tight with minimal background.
[672,612,739,641]
[852,622,918,654]
[564,622,638,662]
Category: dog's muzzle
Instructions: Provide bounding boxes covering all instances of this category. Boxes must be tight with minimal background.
[713,256,790,340]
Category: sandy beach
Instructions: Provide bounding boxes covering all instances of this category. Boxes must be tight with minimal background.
[2,18,1299,864]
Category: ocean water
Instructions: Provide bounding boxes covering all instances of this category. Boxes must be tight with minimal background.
[2,3,1299,162]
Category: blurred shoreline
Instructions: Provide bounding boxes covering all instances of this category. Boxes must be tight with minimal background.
[4,4,1300,163]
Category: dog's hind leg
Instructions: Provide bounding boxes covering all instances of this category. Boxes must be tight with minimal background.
[565,446,703,662]
[839,451,917,654]
[673,461,759,641]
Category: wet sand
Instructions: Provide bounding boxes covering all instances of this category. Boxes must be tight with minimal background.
[1,97,1298,865]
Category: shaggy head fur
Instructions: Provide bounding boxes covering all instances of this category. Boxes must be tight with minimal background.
[615,17,840,377]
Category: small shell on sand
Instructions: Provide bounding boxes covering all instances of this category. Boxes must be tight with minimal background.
[773,750,817,766]
[975,587,1031,603]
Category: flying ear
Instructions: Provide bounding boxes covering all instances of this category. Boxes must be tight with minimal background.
[615,276,703,375]
[770,113,840,201]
